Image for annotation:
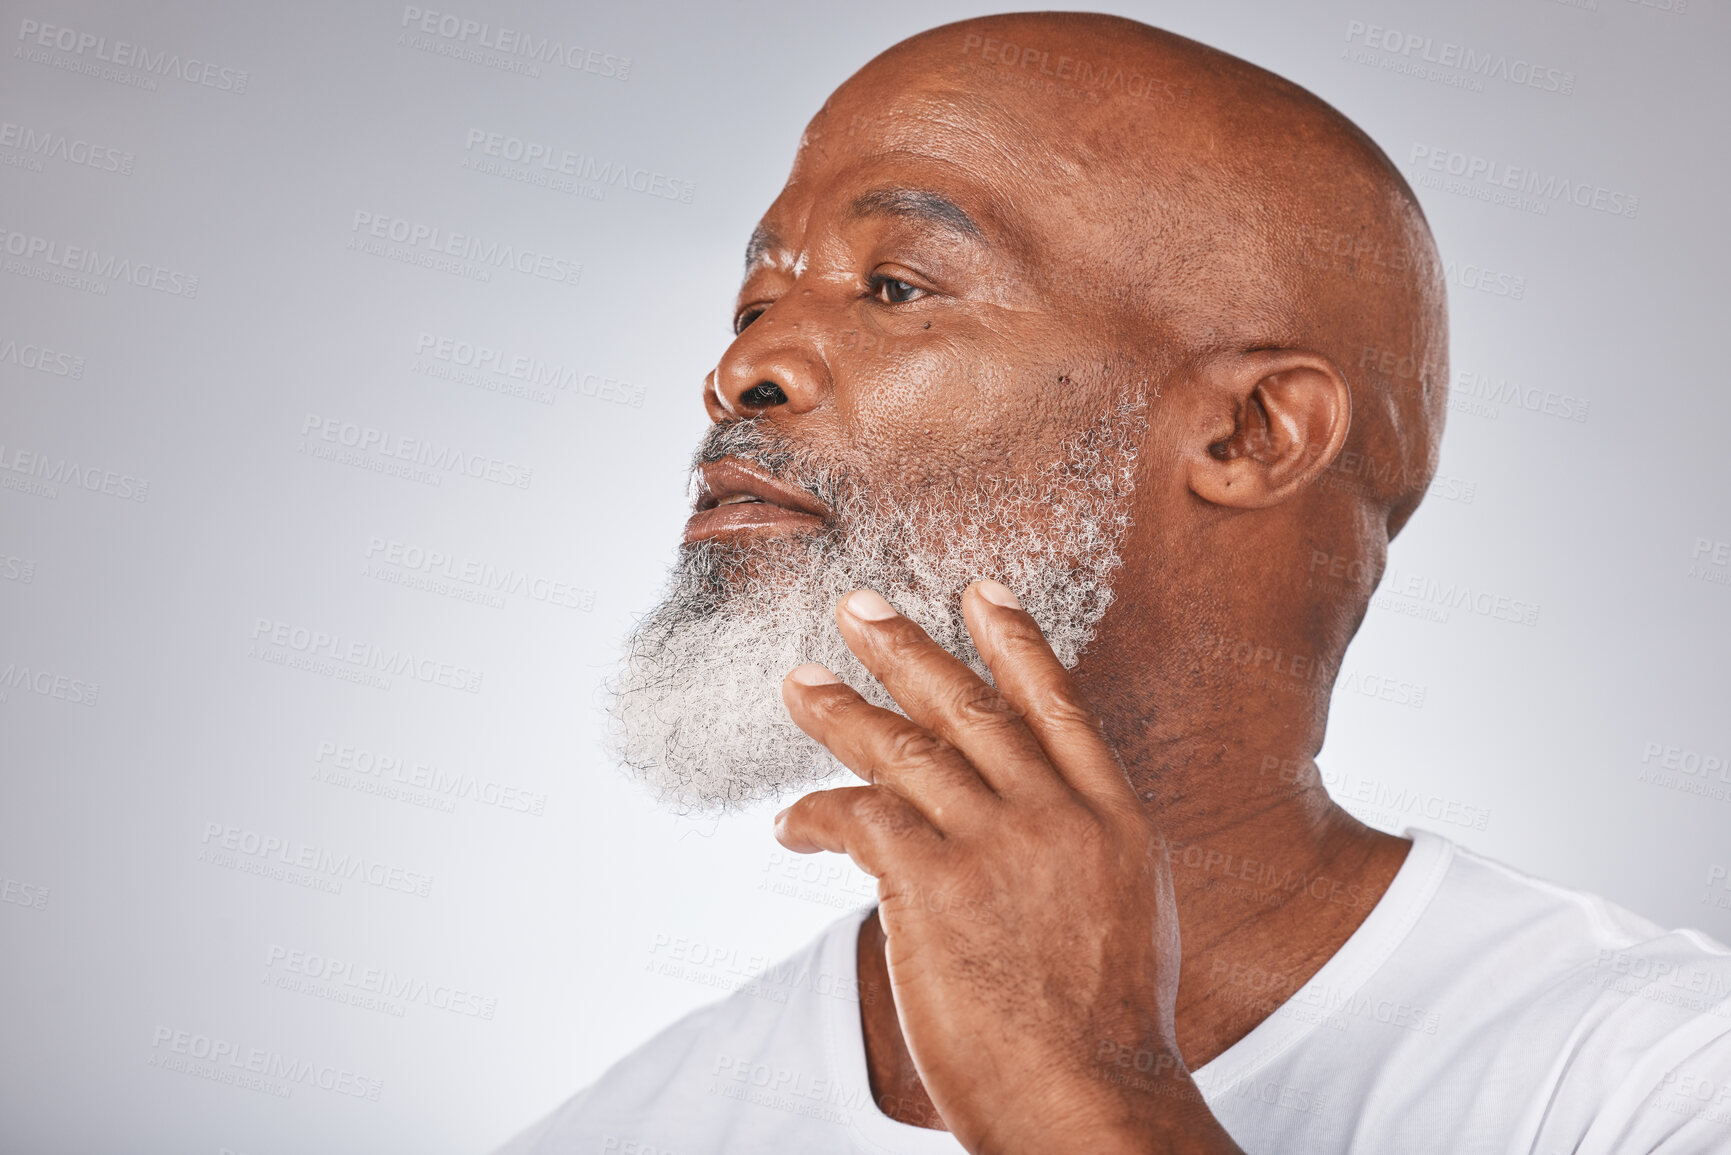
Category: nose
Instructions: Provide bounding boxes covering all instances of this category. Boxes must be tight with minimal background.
[705,305,832,423]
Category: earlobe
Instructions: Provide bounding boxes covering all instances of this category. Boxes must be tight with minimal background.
[1187,351,1352,511]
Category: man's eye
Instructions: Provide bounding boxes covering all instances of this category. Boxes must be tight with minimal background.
[871,276,924,305]
[733,306,765,335]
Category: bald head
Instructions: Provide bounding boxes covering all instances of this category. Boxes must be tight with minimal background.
[663,10,1458,801]
[809,12,1448,540]
[618,13,1454,808]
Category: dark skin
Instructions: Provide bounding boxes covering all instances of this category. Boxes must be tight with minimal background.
[699,12,1447,1153]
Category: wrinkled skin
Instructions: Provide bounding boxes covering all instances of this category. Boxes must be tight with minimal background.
[779,584,1234,1152]
[707,11,1447,1152]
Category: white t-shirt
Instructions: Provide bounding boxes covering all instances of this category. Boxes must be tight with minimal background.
[495,828,1731,1154]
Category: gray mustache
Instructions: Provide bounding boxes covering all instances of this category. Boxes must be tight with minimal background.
[690,420,849,512]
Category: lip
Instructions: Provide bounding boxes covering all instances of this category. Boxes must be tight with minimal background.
[683,456,830,544]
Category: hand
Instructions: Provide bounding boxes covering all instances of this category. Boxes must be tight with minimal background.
[775,581,1244,1155]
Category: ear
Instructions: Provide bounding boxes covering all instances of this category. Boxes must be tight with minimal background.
[1186,350,1352,510]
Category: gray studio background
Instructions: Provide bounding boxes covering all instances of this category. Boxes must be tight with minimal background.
[1,0,1725,1151]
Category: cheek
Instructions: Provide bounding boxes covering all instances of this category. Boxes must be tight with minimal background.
[830,335,1088,487]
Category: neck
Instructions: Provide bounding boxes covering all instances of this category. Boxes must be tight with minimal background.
[1072,623,1412,1061]
[857,616,1412,1128]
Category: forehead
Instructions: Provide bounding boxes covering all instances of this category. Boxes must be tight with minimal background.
[806,81,1049,169]
[749,84,1076,264]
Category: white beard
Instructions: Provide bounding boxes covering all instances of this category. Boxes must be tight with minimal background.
[604,392,1148,814]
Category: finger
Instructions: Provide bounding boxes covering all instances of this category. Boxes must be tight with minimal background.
[831,589,1069,801]
[774,785,942,879]
[960,580,1137,802]
[782,663,996,826]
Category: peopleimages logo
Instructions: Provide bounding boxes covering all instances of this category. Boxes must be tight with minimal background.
[348,211,581,287]
[0,120,133,174]
[1343,21,1576,95]
[148,1026,382,1100]
[1452,367,1591,423]
[0,661,100,706]
[1373,565,1541,628]
[300,413,533,490]
[0,442,150,502]
[1689,537,1731,591]
[364,536,594,612]
[265,944,499,1020]
[414,331,646,408]
[399,7,630,80]
[463,129,696,204]
[199,821,436,898]
[0,551,37,584]
[1443,259,1526,301]
[1408,145,1638,219]
[0,336,85,378]
[249,616,485,695]
[1319,768,1490,831]
[313,738,549,817]
[16,18,249,92]
[0,225,199,296]
[1,875,49,911]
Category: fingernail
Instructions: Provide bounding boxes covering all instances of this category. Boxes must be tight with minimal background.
[788,662,840,686]
[973,579,1021,609]
[844,589,899,621]
[773,807,790,825]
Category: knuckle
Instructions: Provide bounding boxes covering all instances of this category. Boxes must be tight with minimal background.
[857,787,922,839]
[1030,683,1103,732]
[784,790,828,825]
[879,725,949,773]
[1038,803,1104,845]
[1002,614,1056,653]
[791,787,859,834]
[804,684,857,721]
[948,682,1018,730]
[874,620,935,666]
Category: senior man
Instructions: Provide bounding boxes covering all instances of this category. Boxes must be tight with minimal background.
[499,12,1731,1154]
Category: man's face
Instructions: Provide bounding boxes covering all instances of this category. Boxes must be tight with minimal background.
[605,81,1155,812]
[704,84,1139,500]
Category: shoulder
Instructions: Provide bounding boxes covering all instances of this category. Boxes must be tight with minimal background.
[1397,830,1729,1022]
[1429,832,1728,987]
[489,908,872,1155]
[1404,830,1731,1149]
[1221,830,1731,1152]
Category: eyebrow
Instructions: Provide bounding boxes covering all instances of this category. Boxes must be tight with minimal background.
[849,187,984,240]
[741,188,986,274]
[744,224,779,274]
